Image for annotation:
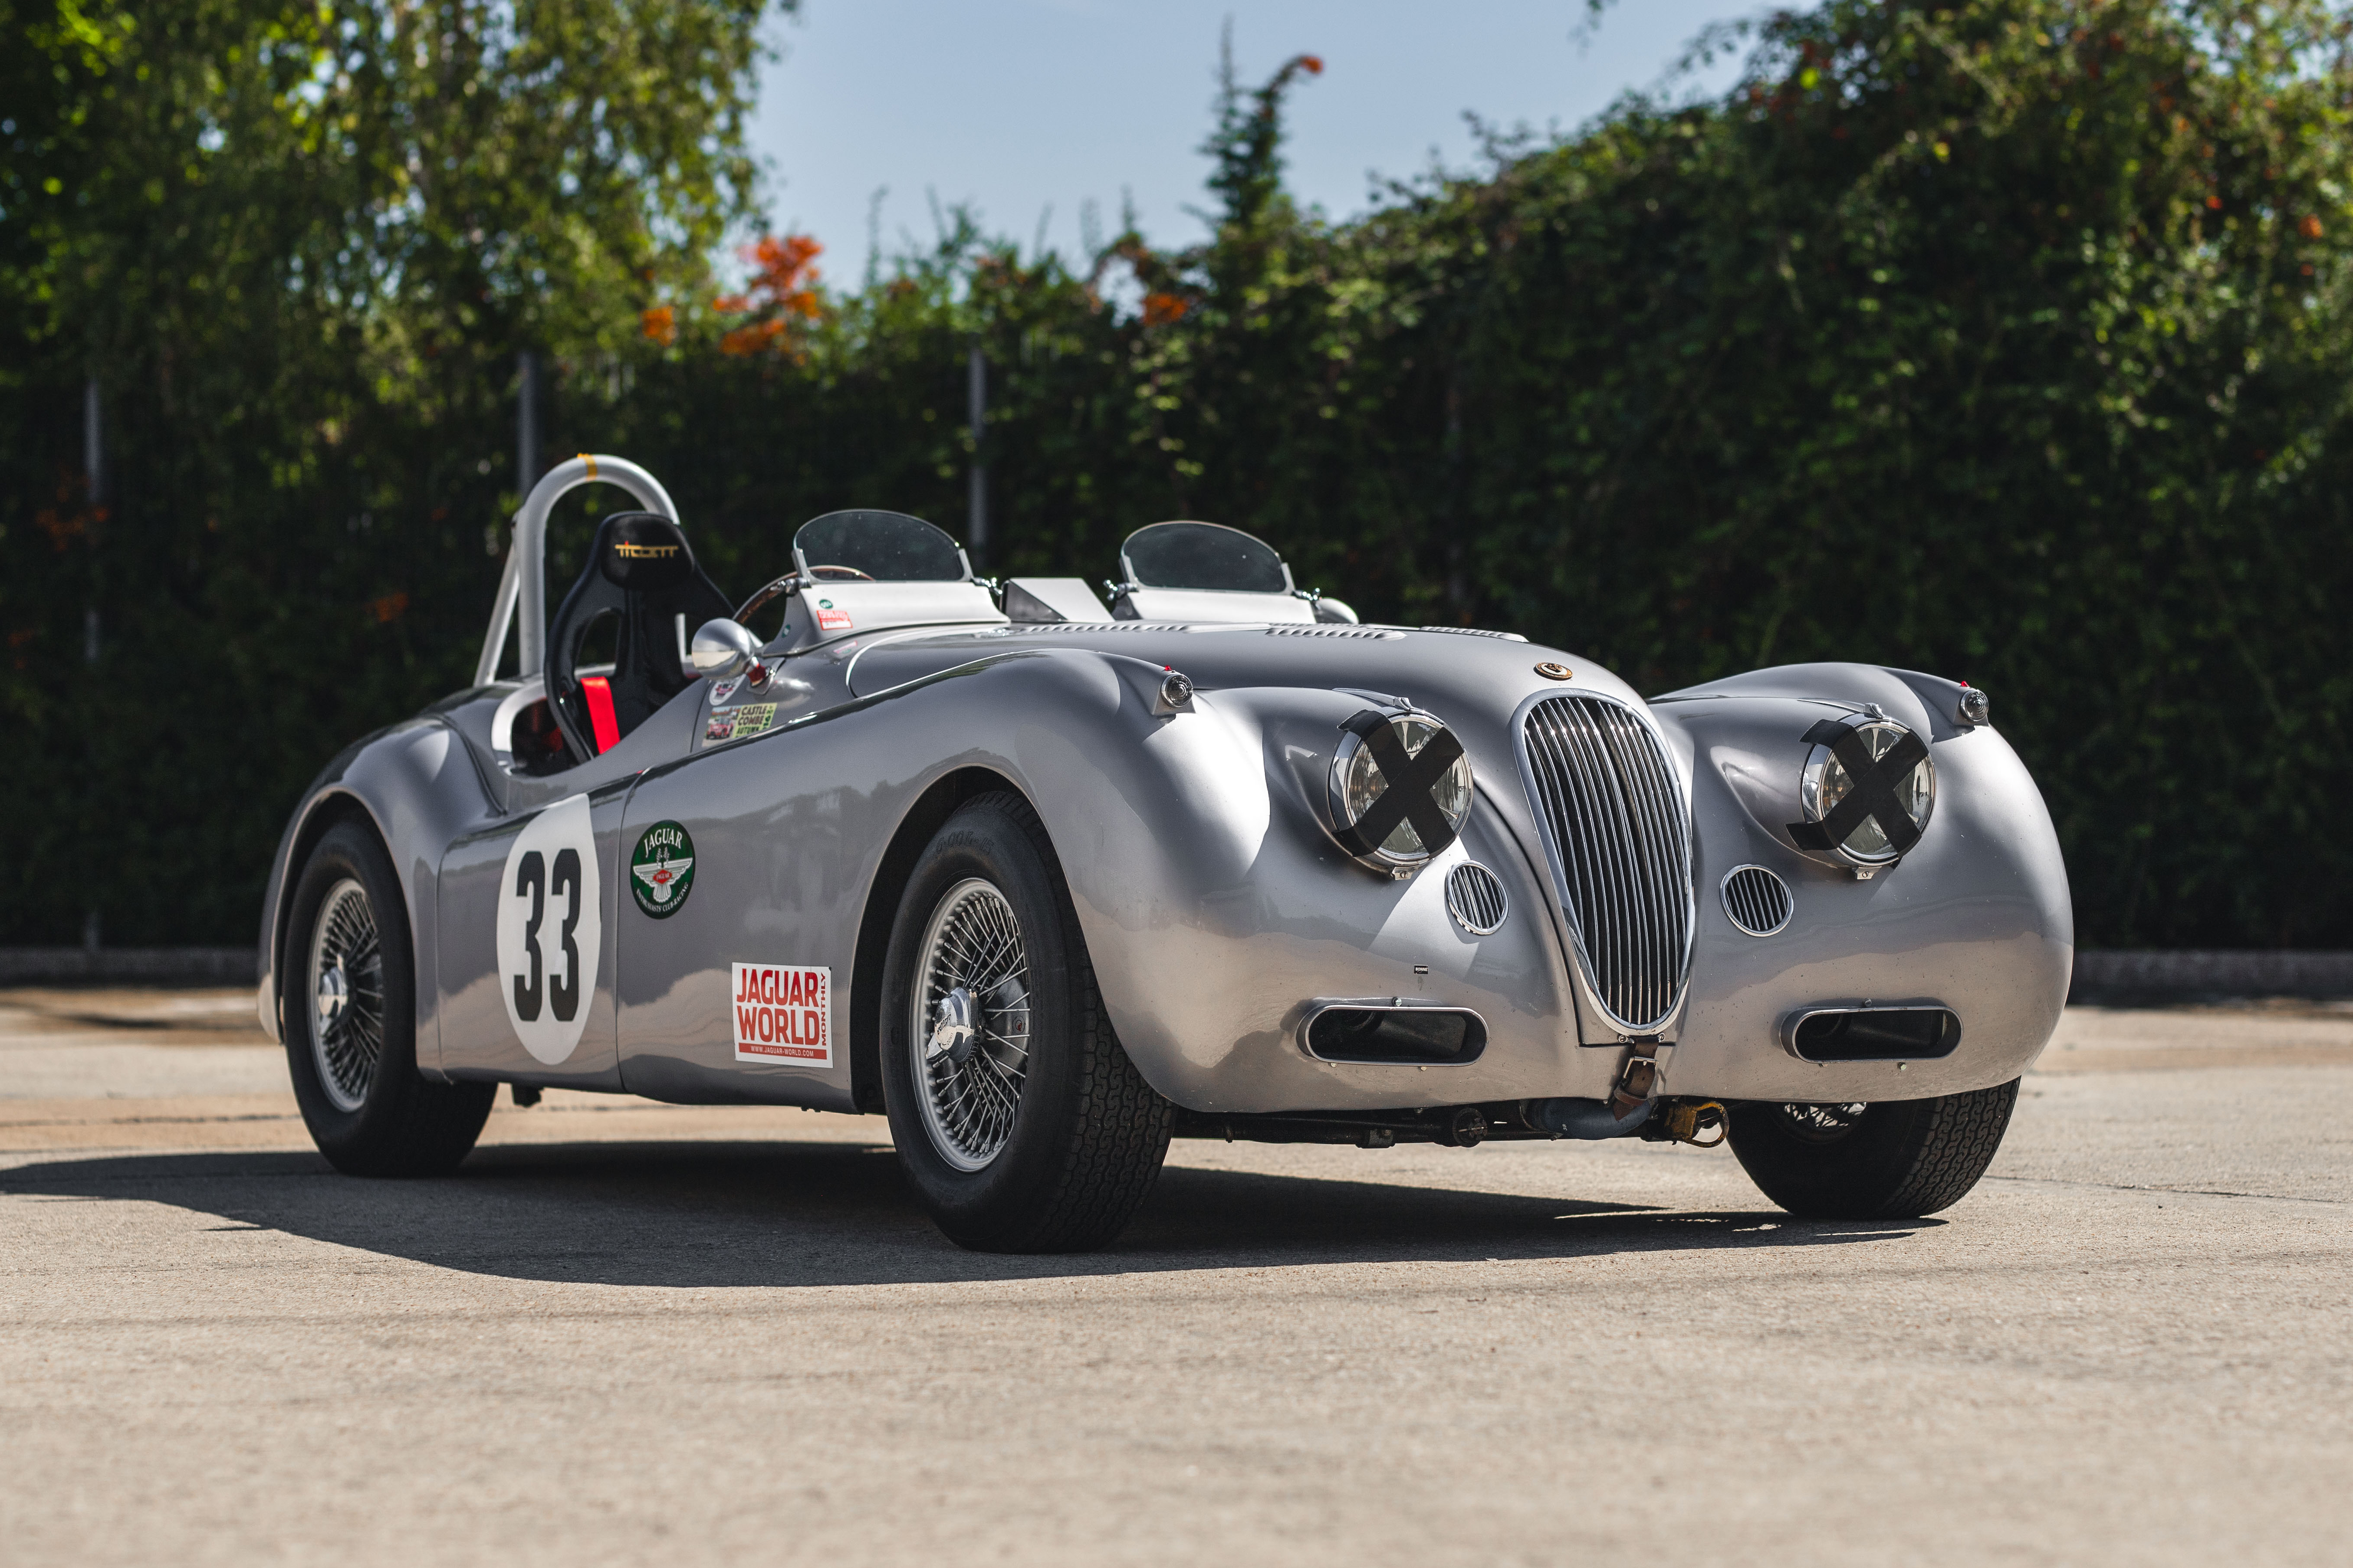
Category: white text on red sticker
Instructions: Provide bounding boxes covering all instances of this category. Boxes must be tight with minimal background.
[733,963,831,1066]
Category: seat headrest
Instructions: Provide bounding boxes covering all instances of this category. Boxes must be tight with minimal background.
[596,512,697,593]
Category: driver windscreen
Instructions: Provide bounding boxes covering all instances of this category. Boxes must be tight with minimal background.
[793,511,966,581]
[1122,522,1288,594]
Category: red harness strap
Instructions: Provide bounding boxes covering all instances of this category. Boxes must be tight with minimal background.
[580,676,621,754]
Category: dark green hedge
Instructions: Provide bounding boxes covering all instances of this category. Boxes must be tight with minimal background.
[6,0,2349,948]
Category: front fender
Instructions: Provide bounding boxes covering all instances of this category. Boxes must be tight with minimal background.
[1006,665,1591,1113]
[1650,663,2072,1102]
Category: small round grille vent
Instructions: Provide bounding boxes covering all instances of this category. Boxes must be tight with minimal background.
[1446,861,1509,935]
[1721,865,1793,937]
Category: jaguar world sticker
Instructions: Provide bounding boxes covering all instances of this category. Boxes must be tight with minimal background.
[629,821,696,918]
[733,963,831,1066]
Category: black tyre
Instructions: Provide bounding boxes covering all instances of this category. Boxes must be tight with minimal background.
[1727,1080,2020,1220]
[282,820,494,1176]
[880,792,1173,1252]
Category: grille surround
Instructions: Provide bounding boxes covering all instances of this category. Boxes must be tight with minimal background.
[1514,692,1696,1035]
[1444,861,1510,935]
[1719,864,1794,937]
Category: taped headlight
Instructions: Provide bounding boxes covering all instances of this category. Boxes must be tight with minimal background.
[1327,709,1472,873]
[1791,717,1934,867]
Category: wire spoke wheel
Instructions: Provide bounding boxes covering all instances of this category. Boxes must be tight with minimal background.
[1776,1102,1869,1145]
[910,877,1032,1172]
[306,877,384,1113]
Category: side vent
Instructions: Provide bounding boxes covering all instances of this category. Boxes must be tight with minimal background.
[1445,862,1509,935]
[1720,865,1794,937]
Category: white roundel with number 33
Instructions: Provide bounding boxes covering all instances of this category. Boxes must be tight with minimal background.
[495,794,602,1064]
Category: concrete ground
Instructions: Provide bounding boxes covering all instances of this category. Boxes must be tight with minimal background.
[1,990,2347,1567]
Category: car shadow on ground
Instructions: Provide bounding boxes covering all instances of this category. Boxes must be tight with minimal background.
[0,1138,1937,1287]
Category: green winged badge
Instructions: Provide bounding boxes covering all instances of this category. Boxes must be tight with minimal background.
[630,821,696,918]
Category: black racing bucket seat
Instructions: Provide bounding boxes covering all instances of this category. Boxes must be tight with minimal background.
[546,511,733,763]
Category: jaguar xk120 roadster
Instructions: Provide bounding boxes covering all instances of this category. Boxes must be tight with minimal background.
[258,454,2070,1250]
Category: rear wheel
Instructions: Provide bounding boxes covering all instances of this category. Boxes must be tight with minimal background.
[1727,1080,2020,1219]
[283,820,494,1175]
[881,793,1173,1252]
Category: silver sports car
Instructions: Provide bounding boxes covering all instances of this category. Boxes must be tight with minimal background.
[257,455,2071,1251]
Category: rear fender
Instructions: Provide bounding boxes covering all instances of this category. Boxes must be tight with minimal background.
[257,718,496,1075]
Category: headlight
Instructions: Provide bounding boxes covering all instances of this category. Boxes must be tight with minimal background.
[1327,709,1473,873]
[1794,717,1934,867]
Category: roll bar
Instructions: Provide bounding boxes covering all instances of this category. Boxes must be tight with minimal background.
[472,454,680,686]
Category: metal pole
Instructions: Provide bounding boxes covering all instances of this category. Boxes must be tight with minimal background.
[516,350,541,495]
[82,378,101,666]
[966,341,988,570]
[82,375,103,956]
[84,377,104,508]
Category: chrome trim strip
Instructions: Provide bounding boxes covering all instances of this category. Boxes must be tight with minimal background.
[489,675,550,774]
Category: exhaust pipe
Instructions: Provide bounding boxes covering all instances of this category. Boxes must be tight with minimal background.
[1525,1096,1653,1140]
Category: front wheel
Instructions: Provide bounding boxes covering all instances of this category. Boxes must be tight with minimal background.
[282,820,494,1175]
[1727,1081,2020,1219]
[880,793,1173,1252]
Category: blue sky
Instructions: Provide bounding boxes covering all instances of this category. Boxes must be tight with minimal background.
[746,1,1766,280]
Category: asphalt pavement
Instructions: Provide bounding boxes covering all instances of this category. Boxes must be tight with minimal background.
[1,988,2347,1566]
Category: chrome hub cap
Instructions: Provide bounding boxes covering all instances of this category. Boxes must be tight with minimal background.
[910,878,1031,1172]
[314,964,349,1025]
[927,986,980,1066]
[306,878,384,1113]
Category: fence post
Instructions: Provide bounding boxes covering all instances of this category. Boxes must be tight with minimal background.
[517,350,542,496]
[83,375,103,954]
[966,341,988,570]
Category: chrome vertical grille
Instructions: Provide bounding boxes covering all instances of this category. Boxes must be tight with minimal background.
[1444,861,1509,935]
[1518,695,1695,1032]
[1720,865,1793,937]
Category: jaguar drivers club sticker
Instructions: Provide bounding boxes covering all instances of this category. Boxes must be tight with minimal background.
[629,821,696,918]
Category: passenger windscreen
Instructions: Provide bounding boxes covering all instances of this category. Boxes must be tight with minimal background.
[793,510,968,582]
[1121,521,1289,594]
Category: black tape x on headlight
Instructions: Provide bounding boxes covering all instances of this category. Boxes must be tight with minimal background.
[1788,715,1934,869]
[1327,708,1473,874]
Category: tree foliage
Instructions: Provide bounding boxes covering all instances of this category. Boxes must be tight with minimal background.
[4,0,2348,949]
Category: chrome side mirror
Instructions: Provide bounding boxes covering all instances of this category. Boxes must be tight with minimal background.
[690,618,764,682]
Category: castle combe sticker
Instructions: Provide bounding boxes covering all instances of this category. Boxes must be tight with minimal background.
[733,964,831,1067]
[629,821,695,918]
[704,702,776,744]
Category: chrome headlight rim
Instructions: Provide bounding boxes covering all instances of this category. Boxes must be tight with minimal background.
[1325,706,1474,874]
[1797,716,1936,866]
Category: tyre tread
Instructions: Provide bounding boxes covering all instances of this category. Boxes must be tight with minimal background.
[1872,1078,2019,1218]
[979,792,1173,1250]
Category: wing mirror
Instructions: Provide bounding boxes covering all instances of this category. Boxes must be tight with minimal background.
[690,619,769,688]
